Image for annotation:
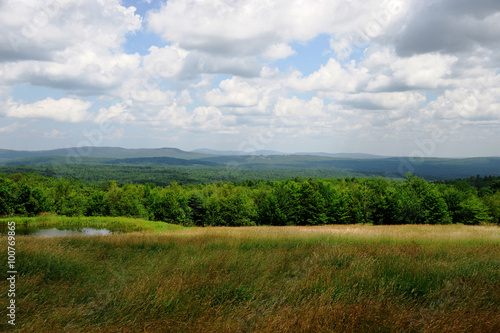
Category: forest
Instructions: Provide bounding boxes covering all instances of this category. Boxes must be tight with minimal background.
[0,164,361,186]
[1,172,499,226]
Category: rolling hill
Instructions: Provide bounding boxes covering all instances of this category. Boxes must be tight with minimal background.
[0,147,212,162]
[1,147,499,180]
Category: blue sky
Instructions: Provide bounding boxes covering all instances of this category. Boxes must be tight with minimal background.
[0,0,499,157]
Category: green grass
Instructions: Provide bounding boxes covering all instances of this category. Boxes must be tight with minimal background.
[0,215,185,233]
[1,224,499,332]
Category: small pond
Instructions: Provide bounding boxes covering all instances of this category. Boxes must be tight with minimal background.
[0,225,124,238]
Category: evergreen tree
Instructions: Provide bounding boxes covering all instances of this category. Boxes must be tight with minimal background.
[186,193,207,226]
[295,181,327,225]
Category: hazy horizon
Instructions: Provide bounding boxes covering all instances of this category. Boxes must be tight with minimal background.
[1,0,499,158]
[2,145,500,159]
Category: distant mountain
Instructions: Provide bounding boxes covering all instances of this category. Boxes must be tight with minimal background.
[294,152,389,159]
[104,156,220,167]
[2,156,114,166]
[192,148,284,156]
[1,147,500,180]
[192,149,387,158]
[197,154,340,166]
[0,147,211,163]
[191,148,242,156]
[0,148,76,161]
[254,150,286,155]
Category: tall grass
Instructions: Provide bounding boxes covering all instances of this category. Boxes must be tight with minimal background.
[1,224,499,332]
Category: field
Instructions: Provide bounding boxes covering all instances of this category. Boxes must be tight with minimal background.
[1,220,499,332]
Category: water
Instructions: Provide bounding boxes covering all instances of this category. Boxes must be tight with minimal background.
[0,225,123,237]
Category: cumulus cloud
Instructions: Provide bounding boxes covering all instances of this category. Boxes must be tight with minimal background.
[149,0,314,55]
[0,0,141,62]
[0,0,142,95]
[370,52,458,90]
[96,97,237,134]
[1,51,141,95]
[263,43,296,60]
[290,48,460,96]
[274,97,325,118]
[332,92,426,111]
[205,78,260,107]
[95,102,136,124]
[5,98,92,122]
[148,0,409,54]
[287,58,369,93]
[146,0,402,79]
[192,106,237,133]
[142,45,189,79]
[392,0,500,56]
[423,87,500,121]
[272,96,337,133]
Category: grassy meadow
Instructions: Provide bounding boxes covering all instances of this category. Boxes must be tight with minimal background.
[1,221,499,332]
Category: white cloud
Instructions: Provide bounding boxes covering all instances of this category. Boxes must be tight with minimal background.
[423,87,500,121]
[330,38,352,61]
[0,0,142,95]
[1,51,142,95]
[43,129,68,138]
[142,45,189,79]
[332,92,426,111]
[177,90,194,105]
[146,0,405,79]
[273,97,331,131]
[5,98,91,122]
[181,51,262,79]
[96,99,237,134]
[287,58,368,93]
[192,106,237,132]
[263,43,296,60]
[205,78,260,107]
[391,0,500,56]
[274,96,325,117]
[0,121,21,133]
[95,102,136,124]
[390,53,457,89]
[147,0,402,55]
[0,0,141,62]
[288,49,459,96]
[104,128,124,140]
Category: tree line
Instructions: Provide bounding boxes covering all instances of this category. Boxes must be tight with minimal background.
[1,172,499,226]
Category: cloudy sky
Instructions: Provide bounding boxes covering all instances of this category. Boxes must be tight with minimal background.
[0,0,499,157]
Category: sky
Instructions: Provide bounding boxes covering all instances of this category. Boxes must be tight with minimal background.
[0,0,499,157]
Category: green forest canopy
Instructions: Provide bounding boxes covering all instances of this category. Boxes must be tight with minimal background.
[1,172,499,226]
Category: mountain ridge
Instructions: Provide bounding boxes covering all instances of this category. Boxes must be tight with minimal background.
[1,147,500,180]
[0,146,395,161]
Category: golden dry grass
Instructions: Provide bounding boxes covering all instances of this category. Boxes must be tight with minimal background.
[1,224,499,332]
